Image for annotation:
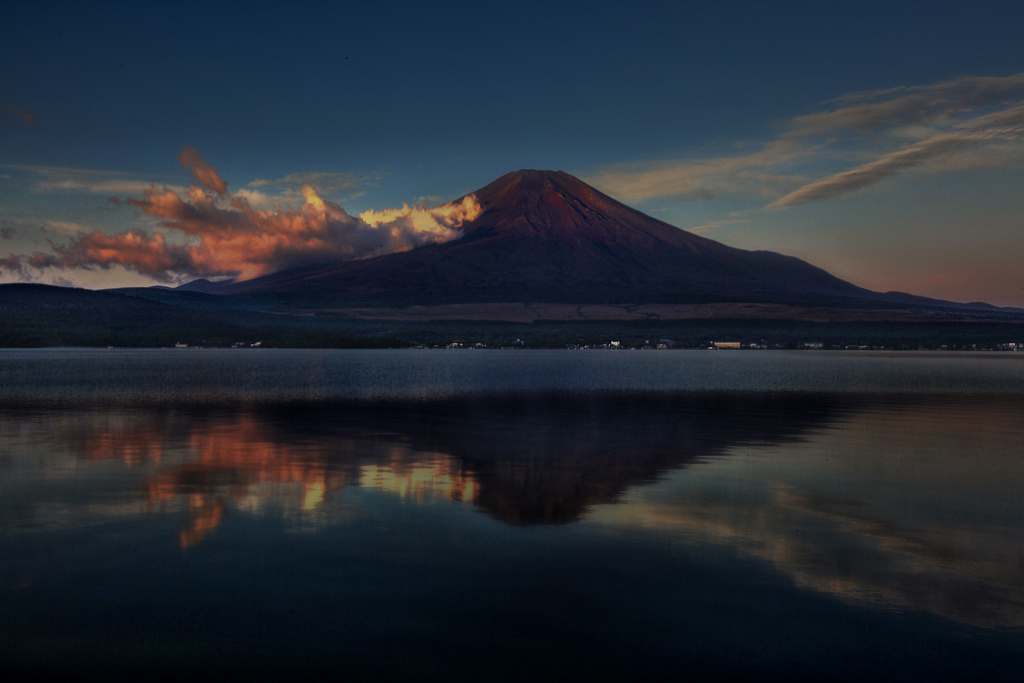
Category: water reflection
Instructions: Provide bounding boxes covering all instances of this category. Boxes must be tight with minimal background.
[591,397,1024,627]
[0,395,846,541]
[2,394,1023,629]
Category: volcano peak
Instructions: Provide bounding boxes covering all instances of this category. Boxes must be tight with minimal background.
[466,168,634,237]
[496,168,572,185]
[473,169,590,203]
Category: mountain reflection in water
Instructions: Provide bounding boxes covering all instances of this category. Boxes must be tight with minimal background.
[2,391,1023,679]
[3,394,844,535]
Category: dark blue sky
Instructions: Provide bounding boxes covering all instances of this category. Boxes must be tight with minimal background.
[3,1,1024,304]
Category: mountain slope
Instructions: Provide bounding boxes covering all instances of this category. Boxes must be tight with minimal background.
[167,169,1015,317]
[220,170,876,306]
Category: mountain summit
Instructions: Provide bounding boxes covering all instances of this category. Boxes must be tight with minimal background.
[212,170,970,310]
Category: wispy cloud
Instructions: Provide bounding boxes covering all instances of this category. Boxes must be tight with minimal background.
[37,178,187,195]
[685,218,751,235]
[2,164,187,195]
[249,171,369,200]
[789,73,1024,137]
[40,220,87,237]
[586,140,809,203]
[589,72,1024,211]
[772,102,1024,208]
[5,149,481,283]
[771,135,974,208]
[4,105,35,125]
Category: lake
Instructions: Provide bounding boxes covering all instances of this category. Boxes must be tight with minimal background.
[1,349,1022,681]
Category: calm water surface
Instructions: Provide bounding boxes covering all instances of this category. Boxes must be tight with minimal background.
[1,350,1022,681]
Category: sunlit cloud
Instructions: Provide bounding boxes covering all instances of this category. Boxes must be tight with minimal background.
[179,147,227,194]
[359,195,483,238]
[2,149,482,283]
[232,188,276,209]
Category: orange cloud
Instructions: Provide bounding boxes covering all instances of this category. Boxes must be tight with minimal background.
[5,149,482,283]
[28,230,191,280]
[179,147,228,194]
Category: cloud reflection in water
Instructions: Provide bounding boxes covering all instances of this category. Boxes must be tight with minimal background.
[2,394,1022,627]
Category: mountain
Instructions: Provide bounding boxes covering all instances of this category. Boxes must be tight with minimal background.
[4,170,1021,350]
[210,169,984,311]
